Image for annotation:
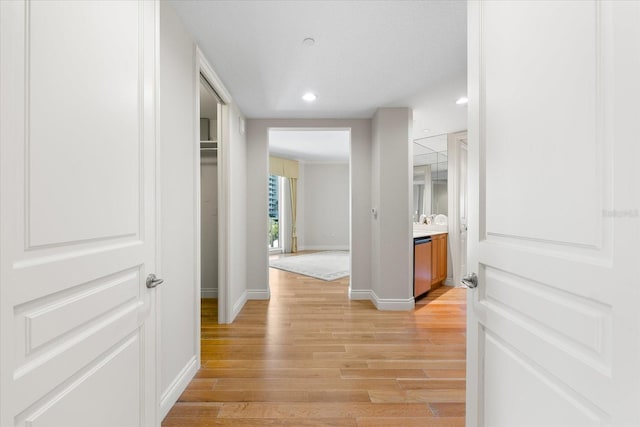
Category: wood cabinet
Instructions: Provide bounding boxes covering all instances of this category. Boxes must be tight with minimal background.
[430,233,447,289]
[413,238,432,297]
[414,233,447,297]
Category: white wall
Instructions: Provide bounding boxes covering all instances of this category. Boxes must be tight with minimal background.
[369,108,414,309]
[227,104,253,310]
[159,1,197,417]
[245,121,270,295]
[159,1,250,417]
[246,119,372,297]
[300,162,350,250]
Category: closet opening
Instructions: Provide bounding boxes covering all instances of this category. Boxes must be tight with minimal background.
[199,74,223,319]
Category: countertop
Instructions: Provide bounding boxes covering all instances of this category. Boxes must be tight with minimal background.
[413,231,448,239]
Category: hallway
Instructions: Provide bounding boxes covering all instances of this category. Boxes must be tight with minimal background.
[163,264,467,426]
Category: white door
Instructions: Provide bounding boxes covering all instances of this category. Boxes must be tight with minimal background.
[1,2,158,426]
[467,1,640,426]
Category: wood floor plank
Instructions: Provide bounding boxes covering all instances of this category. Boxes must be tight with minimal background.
[164,418,358,427]
[195,367,342,379]
[216,402,431,418]
[339,368,427,379]
[396,379,466,390]
[367,388,464,404]
[366,360,465,370]
[164,403,222,418]
[180,390,313,403]
[429,402,466,417]
[357,417,465,427]
[203,359,368,369]
[162,251,467,426]
[423,369,467,379]
[405,389,467,403]
[211,378,402,392]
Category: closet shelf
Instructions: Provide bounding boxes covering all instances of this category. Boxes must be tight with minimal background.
[200,140,218,152]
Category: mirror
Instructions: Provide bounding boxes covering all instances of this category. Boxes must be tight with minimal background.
[413,134,448,222]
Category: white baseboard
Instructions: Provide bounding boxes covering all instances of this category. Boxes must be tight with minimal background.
[160,355,198,420]
[349,288,373,300]
[201,287,218,298]
[349,288,414,311]
[228,289,271,323]
[371,290,415,310]
[230,290,248,322]
[299,245,349,251]
[247,288,270,300]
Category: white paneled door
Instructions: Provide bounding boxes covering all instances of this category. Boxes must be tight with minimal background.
[467,1,640,426]
[1,1,158,426]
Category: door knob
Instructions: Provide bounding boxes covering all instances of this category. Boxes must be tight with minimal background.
[146,273,164,289]
[462,272,478,288]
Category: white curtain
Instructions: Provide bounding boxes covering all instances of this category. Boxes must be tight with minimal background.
[269,156,299,253]
[288,177,298,253]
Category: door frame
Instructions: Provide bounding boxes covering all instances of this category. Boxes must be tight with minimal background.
[446,130,468,287]
[265,127,352,294]
[194,47,233,339]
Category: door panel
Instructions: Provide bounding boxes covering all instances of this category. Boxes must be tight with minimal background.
[467,1,640,426]
[482,1,602,248]
[27,1,141,247]
[1,1,158,426]
[19,335,141,427]
[484,331,603,427]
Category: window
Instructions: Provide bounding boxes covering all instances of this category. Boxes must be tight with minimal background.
[268,175,280,250]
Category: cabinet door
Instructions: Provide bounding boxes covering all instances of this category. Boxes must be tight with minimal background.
[431,234,448,285]
[414,241,432,297]
[437,235,448,282]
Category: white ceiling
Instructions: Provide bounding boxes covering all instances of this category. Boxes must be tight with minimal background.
[170,0,468,142]
[269,129,350,162]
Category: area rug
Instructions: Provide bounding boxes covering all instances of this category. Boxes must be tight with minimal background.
[269,251,350,281]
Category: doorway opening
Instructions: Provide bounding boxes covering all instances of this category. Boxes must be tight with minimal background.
[194,50,232,333]
[267,128,351,291]
[198,74,221,303]
[412,131,468,289]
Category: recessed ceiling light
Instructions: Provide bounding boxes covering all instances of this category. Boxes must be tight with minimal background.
[422,128,430,133]
[302,37,315,46]
[302,92,317,102]
[456,96,468,105]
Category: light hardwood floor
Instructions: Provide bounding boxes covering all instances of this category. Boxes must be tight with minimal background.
[163,257,467,426]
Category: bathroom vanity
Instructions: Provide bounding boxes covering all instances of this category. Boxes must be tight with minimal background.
[412,134,449,298]
[413,231,447,298]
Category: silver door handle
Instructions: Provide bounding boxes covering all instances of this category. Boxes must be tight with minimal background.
[146,273,164,289]
[462,272,478,288]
